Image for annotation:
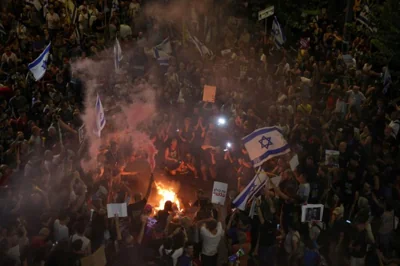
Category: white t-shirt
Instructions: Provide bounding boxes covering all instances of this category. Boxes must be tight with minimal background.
[158,246,183,266]
[71,234,91,252]
[54,219,69,241]
[200,222,224,256]
[46,13,60,29]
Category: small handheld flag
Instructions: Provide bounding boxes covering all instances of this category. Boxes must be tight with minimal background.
[242,126,290,167]
[153,38,172,66]
[114,38,123,71]
[28,43,51,81]
[271,17,285,49]
[94,94,106,137]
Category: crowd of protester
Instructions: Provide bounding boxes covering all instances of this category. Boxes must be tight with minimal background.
[1,0,400,266]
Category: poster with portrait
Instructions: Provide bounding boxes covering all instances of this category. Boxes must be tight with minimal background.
[325,150,340,167]
[301,204,324,222]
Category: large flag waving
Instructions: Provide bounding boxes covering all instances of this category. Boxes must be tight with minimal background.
[243,126,290,167]
[153,38,172,66]
[233,170,268,210]
[28,43,51,81]
[94,94,106,137]
[271,16,285,49]
[114,38,123,71]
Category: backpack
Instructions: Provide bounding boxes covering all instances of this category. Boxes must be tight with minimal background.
[159,248,174,266]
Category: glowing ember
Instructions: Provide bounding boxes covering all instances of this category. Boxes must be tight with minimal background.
[154,182,181,211]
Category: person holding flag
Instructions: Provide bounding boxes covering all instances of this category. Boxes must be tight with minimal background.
[233,126,290,210]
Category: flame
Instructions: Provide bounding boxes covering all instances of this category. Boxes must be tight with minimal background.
[154,182,181,211]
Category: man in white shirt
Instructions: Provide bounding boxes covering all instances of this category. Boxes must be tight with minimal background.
[199,210,224,266]
[346,85,366,114]
[54,213,70,242]
[46,8,60,33]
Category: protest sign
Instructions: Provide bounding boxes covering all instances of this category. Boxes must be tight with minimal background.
[301,204,324,222]
[266,175,281,190]
[203,85,216,103]
[212,181,228,205]
[106,203,128,218]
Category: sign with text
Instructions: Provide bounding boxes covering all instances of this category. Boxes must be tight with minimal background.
[212,181,228,205]
[203,85,216,103]
[258,6,274,21]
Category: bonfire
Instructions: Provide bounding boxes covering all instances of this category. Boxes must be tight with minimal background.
[154,182,182,212]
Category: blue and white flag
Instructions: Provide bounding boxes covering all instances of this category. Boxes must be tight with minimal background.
[356,5,376,32]
[233,170,267,210]
[188,34,213,57]
[114,38,123,71]
[94,94,106,137]
[271,16,285,49]
[28,43,51,81]
[153,38,172,66]
[242,126,290,167]
[383,67,391,94]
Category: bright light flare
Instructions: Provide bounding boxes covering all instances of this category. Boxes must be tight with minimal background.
[217,117,226,126]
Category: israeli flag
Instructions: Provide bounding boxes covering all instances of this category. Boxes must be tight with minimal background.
[188,34,213,57]
[243,126,290,167]
[153,38,172,66]
[28,43,51,81]
[382,67,391,94]
[356,5,376,32]
[114,38,123,71]
[0,23,6,36]
[271,16,285,49]
[94,94,106,137]
[233,170,267,210]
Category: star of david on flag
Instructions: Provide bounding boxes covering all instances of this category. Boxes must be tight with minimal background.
[28,43,51,81]
[242,126,290,167]
[259,136,273,149]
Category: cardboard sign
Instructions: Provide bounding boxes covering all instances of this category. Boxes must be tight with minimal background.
[203,85,216,103]
[106,203,128,218]
[212,181,228,205]
[81,246,106,266]
[289,154,299,171]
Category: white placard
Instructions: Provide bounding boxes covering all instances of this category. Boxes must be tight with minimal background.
[301,204,324,222]
[203,85,216,103]
[289,154,299,171]
[212,181,228,205]
[258,6,274,21]
[106,203,128,218]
